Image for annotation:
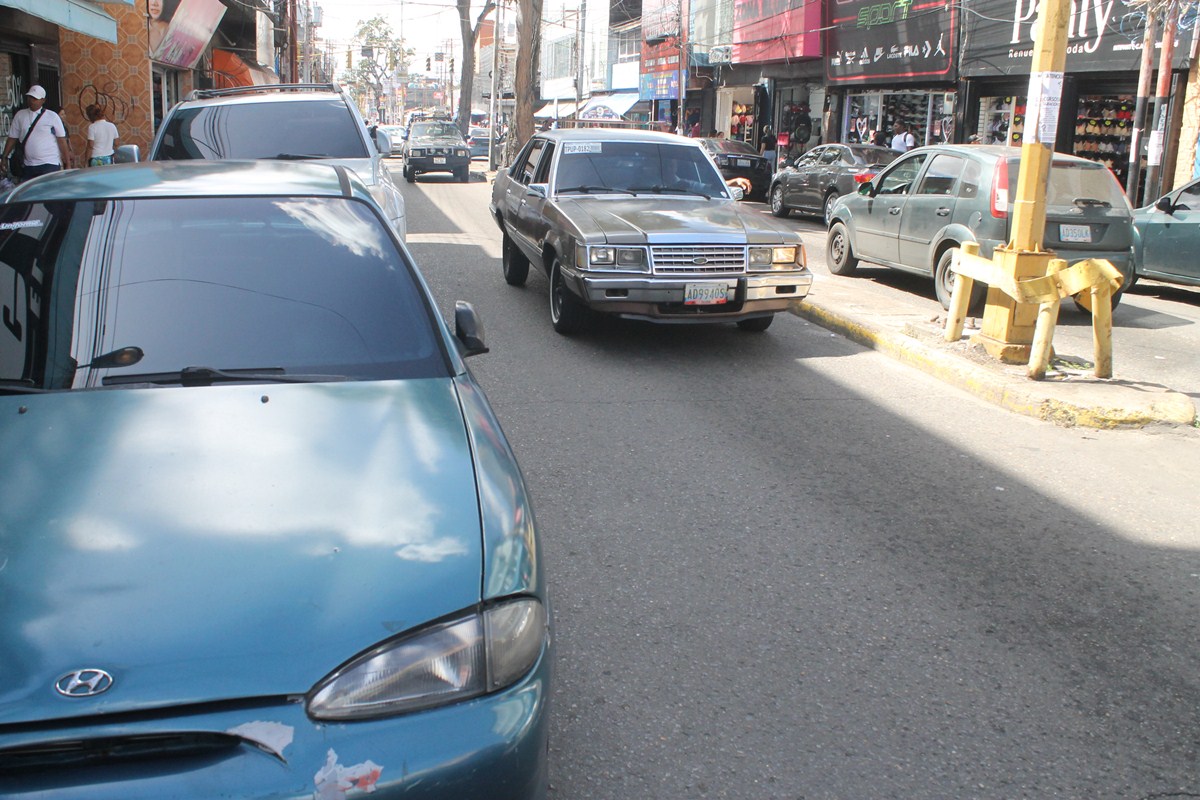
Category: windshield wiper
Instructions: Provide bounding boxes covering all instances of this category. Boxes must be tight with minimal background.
[0,379,50,394]
[631,185,711,200]
[270,153,329,160]
[1074,197,1112,208]
[102,366,350,387]
[557,185,637,196]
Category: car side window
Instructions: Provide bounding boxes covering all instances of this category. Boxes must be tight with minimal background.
[915,154,966,196]
[533,142,556,183]
[1174,181,1200,210]
[957,160,983,200]
[795,150,821,168]
[819,149,840,165]
[876,154,928,195]
[520,140,547,185]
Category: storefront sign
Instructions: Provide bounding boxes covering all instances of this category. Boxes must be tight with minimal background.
[733,0,822,63]
[639,70,683,101]
[825,0,956,84]
[960,0,1189,77]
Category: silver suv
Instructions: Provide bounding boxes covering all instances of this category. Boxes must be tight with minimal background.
[146,83,406,240]
[827,145,1134,309]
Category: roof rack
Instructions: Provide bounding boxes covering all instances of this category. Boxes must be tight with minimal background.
[187,83,342,100]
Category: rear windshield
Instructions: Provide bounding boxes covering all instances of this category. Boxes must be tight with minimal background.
[1008,159,1129,209]
[154,98,370,160]
[707,139,758,156]
[847,146,899,167]
[0,196,446,391]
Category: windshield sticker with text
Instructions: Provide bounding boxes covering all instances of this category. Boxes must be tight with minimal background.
[562,143,603,155]
[0,220,44,231]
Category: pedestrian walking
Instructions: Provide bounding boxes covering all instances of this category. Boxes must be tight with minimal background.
[84,104,120,167]
[760,126,778,171]
[1,86,72,181]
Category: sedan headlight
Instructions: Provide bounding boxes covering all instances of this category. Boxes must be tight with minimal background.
[457,149,469,157]
[409,148,425,157]
[307,598,547,720]
[584,245,648,272]
[748,245,803,271]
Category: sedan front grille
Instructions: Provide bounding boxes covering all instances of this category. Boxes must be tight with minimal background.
[651,246,746,274]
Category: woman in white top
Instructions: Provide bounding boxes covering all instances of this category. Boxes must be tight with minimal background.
[85,104,120,167]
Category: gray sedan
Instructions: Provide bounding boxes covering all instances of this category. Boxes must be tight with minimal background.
[489,129,812,334]
[770,143,898,225]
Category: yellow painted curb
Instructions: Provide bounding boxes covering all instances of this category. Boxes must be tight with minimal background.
[791,301,1197,429]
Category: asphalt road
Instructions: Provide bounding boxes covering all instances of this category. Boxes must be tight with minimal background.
[398,165,1200,799]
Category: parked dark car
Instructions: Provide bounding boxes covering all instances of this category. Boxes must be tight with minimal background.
[145,83,406,240]
[826,144,1135,310]
[0,160,551,799]
[468,126,495,159]
[700,137,773,200]
[1132,175,1200,290]
[490,129,811,334]
[402,119,472,182]
[770,143,899,225]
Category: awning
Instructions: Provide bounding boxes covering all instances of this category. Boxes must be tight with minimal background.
[577,93,640,120]
[212,49,280,88]
[534,101,577,119]
[0,0,117,42]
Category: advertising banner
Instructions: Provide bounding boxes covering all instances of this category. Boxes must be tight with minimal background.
[732,0,822,63]
[960,0,1190,77]
[825,0,956,84]
[152,0,227,69]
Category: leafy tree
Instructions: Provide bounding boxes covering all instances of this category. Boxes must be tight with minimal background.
[455,0,496,136]
[340,16,413,121]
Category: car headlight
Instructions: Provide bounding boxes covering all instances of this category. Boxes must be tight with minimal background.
[585,245,647,272]
[748,245,803,271]
[307,597,547,720]
[410,148,424,157]
[457,149,469,157]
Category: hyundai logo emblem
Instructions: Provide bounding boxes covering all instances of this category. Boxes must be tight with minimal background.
[55,669,114,698]
[692,256,708,265]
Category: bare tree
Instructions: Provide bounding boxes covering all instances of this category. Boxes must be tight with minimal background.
[514,0,542,146]
[456,0,497,135]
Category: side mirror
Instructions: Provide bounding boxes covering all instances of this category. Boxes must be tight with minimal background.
[1155,195,1175,214]
[527,183,548,198]
[728,185,745,201]
[114,144,139,164]
[375,130,392,154]
[454,300,489,357]
[857,181,875,196]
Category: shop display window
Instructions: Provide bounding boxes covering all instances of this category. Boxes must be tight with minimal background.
[979,96,1025,146]
[844,91,955,147]
[1075,95,1136,185]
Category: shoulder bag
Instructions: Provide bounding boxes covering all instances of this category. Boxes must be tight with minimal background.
[9,108,48,179]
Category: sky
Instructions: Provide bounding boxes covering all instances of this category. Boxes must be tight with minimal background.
[317,0,480,75]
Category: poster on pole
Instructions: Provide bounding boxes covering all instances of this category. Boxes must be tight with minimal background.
[1023,71,1062,146]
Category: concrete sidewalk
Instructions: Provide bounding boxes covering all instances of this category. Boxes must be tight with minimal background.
[790,280,1197,430]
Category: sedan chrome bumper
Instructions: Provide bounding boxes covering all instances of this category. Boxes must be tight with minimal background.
[569,268,813,321]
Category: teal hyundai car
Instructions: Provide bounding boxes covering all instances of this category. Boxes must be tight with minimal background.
[0,161,551,798]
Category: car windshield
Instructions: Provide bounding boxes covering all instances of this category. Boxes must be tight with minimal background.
[412,122,460,138]
[0,196,446,392]
[154,98,369,160]
[555,141,730,197]
[707,139,758,156]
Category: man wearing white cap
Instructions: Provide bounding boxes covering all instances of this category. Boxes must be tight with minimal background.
[1,85,72,181]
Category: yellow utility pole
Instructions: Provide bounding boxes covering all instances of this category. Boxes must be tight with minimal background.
[973,0,1072,363]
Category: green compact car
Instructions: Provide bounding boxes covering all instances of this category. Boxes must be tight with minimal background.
[827,144,1135,311]
[0,161,550,799]
[1133,175,1200,289]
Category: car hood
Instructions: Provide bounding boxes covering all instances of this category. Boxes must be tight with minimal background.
[0,379,483,725]
[558,197,795,245]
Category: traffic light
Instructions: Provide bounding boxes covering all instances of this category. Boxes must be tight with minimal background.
[450,58,455,74]
[426,57,431,71]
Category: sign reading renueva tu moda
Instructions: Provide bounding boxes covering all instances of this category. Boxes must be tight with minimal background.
[960,0,1189,76]
[825,0,957,84]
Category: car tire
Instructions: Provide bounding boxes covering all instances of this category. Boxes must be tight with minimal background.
[826,221,859,276]
[550,259,588,335]
[456,166,470,183]
[770,185,790,218]
[502,232,530,287]
[736,315,774,332]
[934,248,986,312]
[823,192,840,227]
[404,166,415,183]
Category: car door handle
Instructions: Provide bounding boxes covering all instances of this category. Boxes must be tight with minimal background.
[936,207,951,216]
[888,207,901,215]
